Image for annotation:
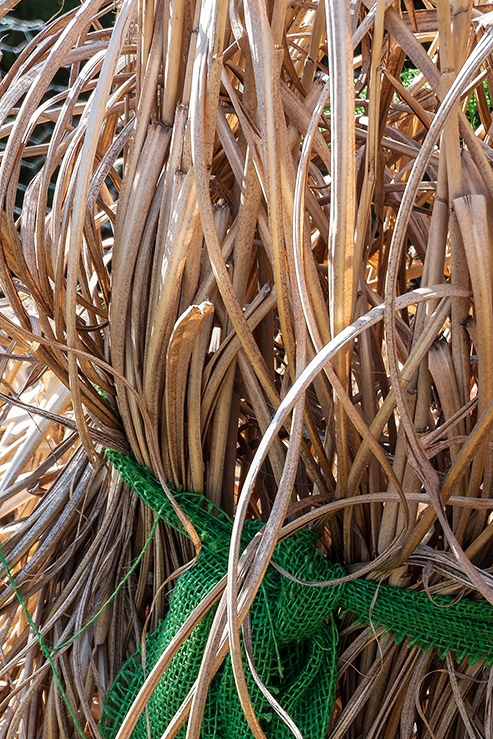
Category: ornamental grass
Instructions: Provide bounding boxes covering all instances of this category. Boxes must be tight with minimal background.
[0,0,493,737]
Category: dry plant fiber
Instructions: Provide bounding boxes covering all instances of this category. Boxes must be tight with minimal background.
[3,0,493,738]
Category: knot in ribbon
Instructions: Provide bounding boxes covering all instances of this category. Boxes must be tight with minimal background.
[100,451,493,739]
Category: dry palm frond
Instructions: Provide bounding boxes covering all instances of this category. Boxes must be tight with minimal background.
[0,0,493,737]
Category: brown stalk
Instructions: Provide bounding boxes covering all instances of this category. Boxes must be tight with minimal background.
[3,2,493,737]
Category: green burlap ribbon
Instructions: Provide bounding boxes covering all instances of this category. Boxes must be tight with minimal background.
[100,450,493,739]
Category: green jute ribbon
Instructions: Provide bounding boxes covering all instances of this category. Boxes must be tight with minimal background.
[100,450,493,739]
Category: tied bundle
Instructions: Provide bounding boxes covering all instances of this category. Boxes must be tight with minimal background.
[100,452,493,739]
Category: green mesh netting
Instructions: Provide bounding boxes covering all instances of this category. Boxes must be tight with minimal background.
[100,450,493,739]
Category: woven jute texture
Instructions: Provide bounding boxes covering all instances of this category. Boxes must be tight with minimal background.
[100,450,493,739]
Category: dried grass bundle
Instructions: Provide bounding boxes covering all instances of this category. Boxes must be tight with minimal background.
[0,0,493,737]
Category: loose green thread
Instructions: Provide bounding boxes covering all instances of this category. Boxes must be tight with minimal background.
[0,494,166,734]
[54,508,164,651]
[0,539,86,737]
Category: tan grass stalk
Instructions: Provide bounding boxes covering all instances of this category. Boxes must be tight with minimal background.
[2,1,493,737]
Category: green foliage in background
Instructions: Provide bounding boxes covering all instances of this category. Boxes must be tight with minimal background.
[10,0,80,22]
